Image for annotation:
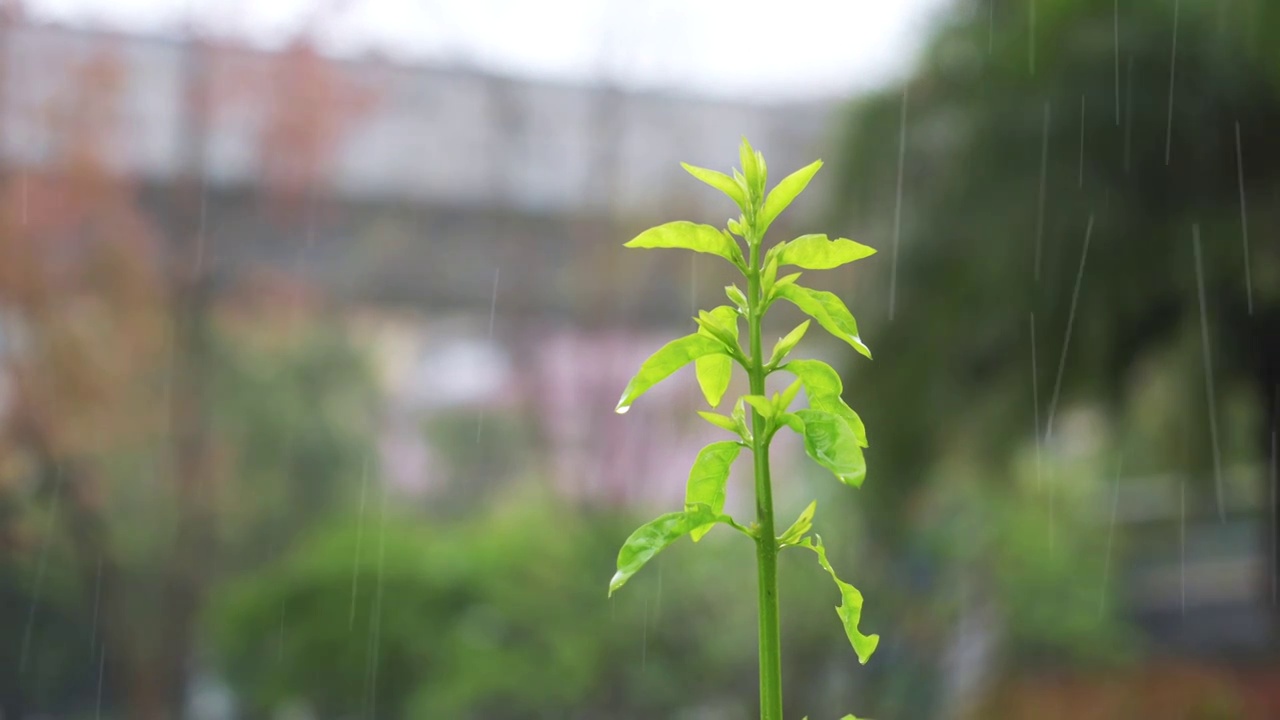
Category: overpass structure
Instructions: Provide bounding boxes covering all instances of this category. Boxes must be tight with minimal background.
[0,21,842,326]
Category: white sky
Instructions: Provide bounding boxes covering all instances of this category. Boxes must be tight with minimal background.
[23,0,953,101]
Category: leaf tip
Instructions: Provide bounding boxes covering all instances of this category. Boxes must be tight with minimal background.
[608,572,627,596]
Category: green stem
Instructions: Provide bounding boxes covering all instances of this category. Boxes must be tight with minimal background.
[747,237,783,720]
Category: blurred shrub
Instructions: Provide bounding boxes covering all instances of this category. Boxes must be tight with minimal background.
[209,485,873,719]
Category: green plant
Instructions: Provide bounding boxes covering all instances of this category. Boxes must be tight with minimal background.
[608,138,879,720]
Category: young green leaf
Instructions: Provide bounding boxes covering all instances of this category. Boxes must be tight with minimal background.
[795,409,867,487]
[731,397,751,441]
[777,234,877,270]
[774,283,872,359]
[799,535,879,664]
[698,306,740,342]
[783,359,868,447]
[777,500,816,547]
[766,320,810,368]
[761,251,780,296]
[773,272,802,292]
[728,218,745,237]
[693,317,738,358]
[758,159,823,234]
[695,355,733,408]
[725,285,749,314]
[777,411,805,435]
[625,221,745,269]
[697,410,742,436]
[617,334,726,413]
[686,441,743,541]
[609,504,720,596]
[695,306,740,407]
[742,394,775,419]
[681,162,747,211]
[776,378,803,414]
[739,137,762,199]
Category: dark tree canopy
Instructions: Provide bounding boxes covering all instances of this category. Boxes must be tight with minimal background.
[829,0,1280,545]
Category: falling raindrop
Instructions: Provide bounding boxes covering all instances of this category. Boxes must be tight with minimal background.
[1028,0,1037,75]
[196,177,208,273]
[1030,313,1041,490]
[363,485,390,718]
[1035,102,1050,283]
[1124,57,1134,173]
[1078,95,1086,188]
[1045,214,1094,441]
[20,463,62,674]
[640,595,649,673]
[95,643,106,720]
[487,267,500,337]
[477,267,501,444]
[889,83,909,321]
[90,554,103,656]
[277,599,286,663]
[653,558,663,622]
[1180,477,1187,619]
[1100,453,1124,617]
[1048,465,1056,554]
[690,254,697,318]
[1191,224,1224,522]
[1271,423,1277,607]
[1114,0,1121,125]
[988,0,994,54]
[1235,122,1253,315]
[1165,0,1180,165]
[350,455,369,630]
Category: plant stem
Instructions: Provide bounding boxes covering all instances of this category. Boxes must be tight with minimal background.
[747,238,783,720]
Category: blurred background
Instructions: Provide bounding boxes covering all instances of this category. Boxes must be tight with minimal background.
[2,0,1280,717]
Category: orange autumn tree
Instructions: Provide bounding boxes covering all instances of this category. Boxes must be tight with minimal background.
[0,15,376,718]
[0,41,179,717]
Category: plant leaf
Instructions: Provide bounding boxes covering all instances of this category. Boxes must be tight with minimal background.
[776,378,803,414]
[693,316,738,356]
[697,411,741,436]
[625,221,745,268]
[777,234,877,270]
[731,397,751,441]
[739,137,762,198]
[617,334,725,413]
[609,504,720,596]
[795,409,866,487]
[695,355,733,407]
[754,150,768,195]
[778,500,817,546]
[681,162,747,211]
[777,411,805,435]
[725,285,749,314]
[698,306,740,342]
[695,306,740,407]
[761,251,780,296]
[774,284,872,359]
[742,394,775,419]
[784,359,868,447]
[799,535,879,664]
[759,160,823,234]
[767,320,810,368]
[773,272,802,292]
[685,441,743,541]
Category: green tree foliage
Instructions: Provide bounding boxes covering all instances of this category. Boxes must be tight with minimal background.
[830,0,1280,541]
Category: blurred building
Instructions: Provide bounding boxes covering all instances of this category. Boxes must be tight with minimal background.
[0,19,841,507]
